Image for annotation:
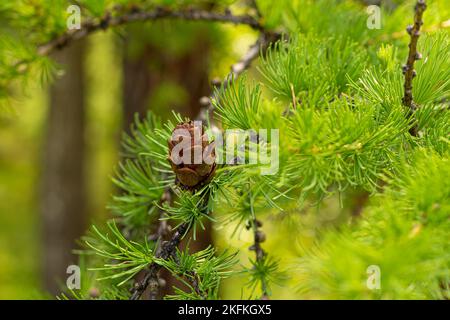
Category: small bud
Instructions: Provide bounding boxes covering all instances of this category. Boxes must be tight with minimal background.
[161,240,169,250]
[99,14,110,30]
[406,25,413,35]
[148,278,159,292]
[415,52,422,60]
[88,287,100,298]
[416,0,427,10]
[211,77,222,87]
[255,219,263,228]
[158,278,166,288]
[199,96,211,107]
[129,4,140,14]
[402,65,409,74]
[249,244,256,251]
[255,231,266,243]
[412,70,417,78]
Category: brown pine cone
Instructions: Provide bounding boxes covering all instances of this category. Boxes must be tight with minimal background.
[168,121,216,190]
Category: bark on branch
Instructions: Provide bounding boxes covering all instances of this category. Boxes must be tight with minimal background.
[248,192,269,300]
[402,0,427,136]
[37,7,263,56]
[130,221,189,300]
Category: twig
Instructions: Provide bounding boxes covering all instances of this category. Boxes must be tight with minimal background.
[183,271,205,298]
[130,221,190,300]
[37,7,263,56]
[131,190,211,300]
[141,189,172,300]
[148,190,171,243]
[402,0,427,136]
[248,192,269,299]
[198,31,280,121]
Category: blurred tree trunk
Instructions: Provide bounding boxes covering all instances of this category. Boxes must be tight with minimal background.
[122,27,213,298]
[41,40,87,295]
[122,30,211,127]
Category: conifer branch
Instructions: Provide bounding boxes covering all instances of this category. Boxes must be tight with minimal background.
[186,271,203,297]
[144,189,172,299]
[131,188,212,300]
[402,0,427,136]
[148,190,172,243]
[248,193,269,299]
[198,31,280,120]
[37,7,263,56]
[130,221,190,300]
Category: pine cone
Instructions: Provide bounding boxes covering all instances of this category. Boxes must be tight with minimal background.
[168,121,216,189]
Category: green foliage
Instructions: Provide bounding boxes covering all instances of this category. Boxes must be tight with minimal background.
[110,159,164,227]
[349,67,404,110]
[259,34,368,104]
[414,32,450,105]
[109,112,180,226]
[159,246,238,299]
[350,33,450,110]
[284,0,371,43]
[213,75,261,130]
[159,188,214,239]
[295,150,450,299]
[84,221,155,286]
[244,255,286,298]
[286,99,409,195]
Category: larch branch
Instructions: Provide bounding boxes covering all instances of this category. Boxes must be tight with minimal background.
[37,7,263,56]
[198,31,280,121]
[402,0,427,136]
[248,192,269,300]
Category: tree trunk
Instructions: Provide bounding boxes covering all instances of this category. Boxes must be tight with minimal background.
[122,30,211,126]
[41,40,87,295]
